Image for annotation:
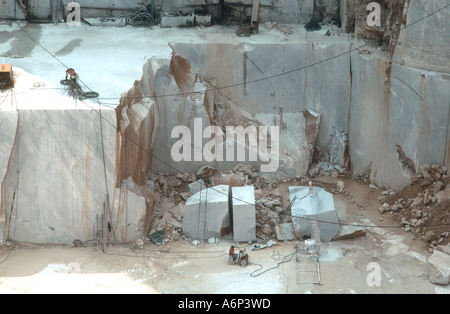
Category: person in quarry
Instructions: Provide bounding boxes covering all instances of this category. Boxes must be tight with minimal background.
[65,68,82,94]
[229,245,236,262]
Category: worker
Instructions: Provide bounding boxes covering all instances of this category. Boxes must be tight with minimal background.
[65,68,78,82]
[229,245,237,262]
[65,68,82,94]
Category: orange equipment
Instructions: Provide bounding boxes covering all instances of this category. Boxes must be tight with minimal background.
[0,64,14,89]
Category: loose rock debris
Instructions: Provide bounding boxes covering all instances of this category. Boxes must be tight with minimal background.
[377,164,450,248]
[148,162,448,250]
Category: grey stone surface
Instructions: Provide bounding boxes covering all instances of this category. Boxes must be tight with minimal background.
[289,186,339,242]
[231,185,256,242]
[160,13,195,28]
[275,223,295,241]
[188,179,206,194]
[0,110,18,244]
[111,183,147,243]
[428,250,450,285]
[150,43,333,176]
[394,0,450,74]
[349,50,450,189]
[195,15,212,27]
[182,185,231,241]
[1,109,117,244]
[171,42,351,155]
[145,39,450,189]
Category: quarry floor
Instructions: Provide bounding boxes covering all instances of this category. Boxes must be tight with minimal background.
[1,177,449,295]
[1,22,449,295]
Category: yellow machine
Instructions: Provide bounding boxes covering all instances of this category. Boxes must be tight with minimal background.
[0,64,14,89]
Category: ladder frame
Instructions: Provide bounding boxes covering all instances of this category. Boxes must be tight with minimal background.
[295,221,322,285]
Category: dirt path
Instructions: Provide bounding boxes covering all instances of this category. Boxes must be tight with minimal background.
[1,178,449,294]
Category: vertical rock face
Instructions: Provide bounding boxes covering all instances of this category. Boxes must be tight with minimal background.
[0,68,153,245]
[132,43,344,177]
[0,110,18,244]
[122,22,449,189]
[1,109,117,244]
[115,59,161,238]
[349,0,450,189]
[393,0,450,73]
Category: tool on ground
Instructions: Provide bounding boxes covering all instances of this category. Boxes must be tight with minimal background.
[228,245,249,266]
[0,64,14,89]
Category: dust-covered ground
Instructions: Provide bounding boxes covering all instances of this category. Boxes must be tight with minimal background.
[1,177,449,294]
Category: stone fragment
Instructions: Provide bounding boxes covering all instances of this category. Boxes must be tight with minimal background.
[428,250,450,285]
[187,179,205,194]
[182,185,231,241]
[420,164,431,179]
[328,130,347,168]
[135,239,144,247]
[231,186,256,242]
[112,185,147,243]
[212,173,245,187]
[336,181,345,192]
[196,166,219,181]
[436,245,450,255]
[334,230,366,241]
[410,197,423,207]
[160,12,195,28]
[434,182,444,195]
[275,223,295,241]
[261,225,273,235]
[289,185,339,242]
[435,188,450,204]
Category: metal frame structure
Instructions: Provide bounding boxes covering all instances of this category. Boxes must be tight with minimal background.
[295,221,322,285]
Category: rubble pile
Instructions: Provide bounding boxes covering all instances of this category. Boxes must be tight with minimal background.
[308,130,351,179]
[378,164,450,247]
[148,161,449,249]
[148,163,353,244]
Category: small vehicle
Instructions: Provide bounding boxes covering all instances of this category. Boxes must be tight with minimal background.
[0,64,14,89]
[228,247,249,266]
